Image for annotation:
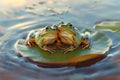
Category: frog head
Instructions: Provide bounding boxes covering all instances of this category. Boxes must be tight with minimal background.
[57,22,77,45]
[34,26,58,53]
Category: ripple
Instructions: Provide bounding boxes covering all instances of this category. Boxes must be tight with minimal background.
[0,0,120,80]
[25,0,70,16]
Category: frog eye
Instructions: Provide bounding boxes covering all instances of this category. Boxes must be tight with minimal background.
[30,34,35,38]
[67,23,73,27]
[45,26,51,31]
[59,21,64,25]
[51,25,57,30]
[81,32,91,40]
[67,23,75,29]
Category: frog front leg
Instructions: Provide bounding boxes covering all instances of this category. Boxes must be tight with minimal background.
[62,45,77,54]
[26,30,37,47]
[41,44,56,53]
[80,31,91,49]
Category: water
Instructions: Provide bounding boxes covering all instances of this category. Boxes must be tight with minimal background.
[0,0,120,80]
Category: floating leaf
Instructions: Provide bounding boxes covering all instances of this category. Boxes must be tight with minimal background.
[94,21,120,35]
[68,54,105,62]
[68,54,106,68]
[15,30,112,68]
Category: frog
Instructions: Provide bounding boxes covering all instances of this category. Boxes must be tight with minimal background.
[25,22,91,53]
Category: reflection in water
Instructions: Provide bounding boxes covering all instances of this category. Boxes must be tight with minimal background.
[0,0,26,8]
[25,0,70,16]
[0,0,120,80]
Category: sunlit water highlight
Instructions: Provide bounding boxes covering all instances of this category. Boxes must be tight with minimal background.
[0,0,120,80]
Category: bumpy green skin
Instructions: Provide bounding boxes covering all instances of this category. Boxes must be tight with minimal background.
[35,27,58,53]
[26,22,91,53]
[57,23,83,53]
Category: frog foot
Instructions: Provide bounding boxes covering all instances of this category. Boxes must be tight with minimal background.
[59,44,76,54]
[41,44,56,54]
[80,41,91,50]
[26,39,36,47]
[46,49,56,54]
[56,40,65,49]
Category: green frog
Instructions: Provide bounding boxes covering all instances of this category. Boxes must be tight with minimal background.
[26,22,91,53]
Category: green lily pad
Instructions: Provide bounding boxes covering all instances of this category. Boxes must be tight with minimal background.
[15,30,112,68]
[94,21,120,35]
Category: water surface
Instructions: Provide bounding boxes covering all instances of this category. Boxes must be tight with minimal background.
[0,0,120,80]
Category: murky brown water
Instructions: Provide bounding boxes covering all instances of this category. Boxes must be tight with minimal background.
[0,0,120,80]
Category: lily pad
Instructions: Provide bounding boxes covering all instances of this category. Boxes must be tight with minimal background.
[15,30,112,68]
[94,21,120,35]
